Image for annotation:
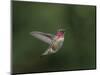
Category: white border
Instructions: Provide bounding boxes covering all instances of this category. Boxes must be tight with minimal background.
[14,0,97,5]
[0,0,10,75]
[0,0,99,75]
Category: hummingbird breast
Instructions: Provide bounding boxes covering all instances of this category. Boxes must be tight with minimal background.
[51,37,64,52]
[42,35,64,55]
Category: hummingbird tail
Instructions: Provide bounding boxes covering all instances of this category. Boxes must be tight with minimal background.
[42,51,48,55]
[42,48,53,55]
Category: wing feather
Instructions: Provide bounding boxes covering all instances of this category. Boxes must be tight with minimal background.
[30,31,54,44]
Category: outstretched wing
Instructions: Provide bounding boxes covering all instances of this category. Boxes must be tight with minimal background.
[30,31,54,44]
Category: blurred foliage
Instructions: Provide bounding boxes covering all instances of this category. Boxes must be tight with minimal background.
[12,1,96,74]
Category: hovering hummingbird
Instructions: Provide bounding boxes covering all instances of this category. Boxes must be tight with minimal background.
[30,29,65,55]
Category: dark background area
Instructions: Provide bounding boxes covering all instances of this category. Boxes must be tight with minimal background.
[12,1,96,74]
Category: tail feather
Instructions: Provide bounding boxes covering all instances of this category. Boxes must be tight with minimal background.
[42,50,49,55]
[42,48,53,55]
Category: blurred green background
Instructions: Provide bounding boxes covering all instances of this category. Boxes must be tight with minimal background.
[12,1,96,74]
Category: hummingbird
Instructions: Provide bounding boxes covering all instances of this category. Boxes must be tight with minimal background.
[30,29,65,55]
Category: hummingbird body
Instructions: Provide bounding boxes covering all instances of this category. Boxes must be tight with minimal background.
[42,31,64,55]
[30,29,65,55]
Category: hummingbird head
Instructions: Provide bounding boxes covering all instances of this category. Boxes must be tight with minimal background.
[56,29,65,37]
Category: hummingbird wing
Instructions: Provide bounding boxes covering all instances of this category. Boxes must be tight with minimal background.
[30,31,54,44]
